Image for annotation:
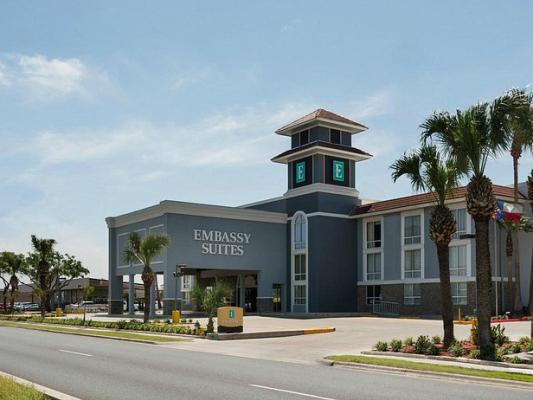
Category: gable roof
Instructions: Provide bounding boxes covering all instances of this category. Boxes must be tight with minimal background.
[275,108,368,135]
[271,140,372,163]
[351,184,523,216]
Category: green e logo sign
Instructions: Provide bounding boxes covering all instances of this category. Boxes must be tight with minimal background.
[229,309,235,319]
[296,161,306,184]
[333,160,344,182]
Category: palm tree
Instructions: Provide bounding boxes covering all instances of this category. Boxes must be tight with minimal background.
[391,145,460,346]
[0,252,26,311]
[421,101,509,360]
[500,88,533,313]
[123,232,169,323]
[191,282,232,333]
[31,235,57,317]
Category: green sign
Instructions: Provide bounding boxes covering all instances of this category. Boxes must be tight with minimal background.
[333,160,345,182]
[296,161,306,183]
[229,309,235,319]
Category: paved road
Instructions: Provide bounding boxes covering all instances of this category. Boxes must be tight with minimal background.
[0,326,530,400]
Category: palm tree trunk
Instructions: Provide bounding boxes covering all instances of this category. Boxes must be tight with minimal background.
[474,218,494,359]
[436,243,454,346]
[505,231,514,313]
[143,283,150,323]
[513,231,523,312]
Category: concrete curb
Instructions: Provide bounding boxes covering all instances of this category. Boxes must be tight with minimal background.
[0,322,167,345]
[323,360,533,390]
[361,350,533,371]
[207,327,335,340]
[0,370,82,400]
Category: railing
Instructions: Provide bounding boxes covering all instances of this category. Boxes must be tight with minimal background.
[371,300,400,317]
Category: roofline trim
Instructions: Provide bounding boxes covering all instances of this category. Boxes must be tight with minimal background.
[106,201,288,228]
[272,144,373,164]
[276,117,368,135]
[352,194,524,218]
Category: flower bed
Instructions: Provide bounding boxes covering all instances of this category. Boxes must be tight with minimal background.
[373,325,533,365]
[0,315,206,336]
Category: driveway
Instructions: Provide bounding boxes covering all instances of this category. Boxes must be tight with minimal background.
[163,317,531,365]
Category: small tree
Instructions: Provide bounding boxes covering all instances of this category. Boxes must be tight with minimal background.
[191,282,232,333]
[82,285,95,324]
[25,235,89,317]
[123,232,169,323]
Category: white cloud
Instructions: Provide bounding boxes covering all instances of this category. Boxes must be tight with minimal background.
[0,53,110,101]
[23,101,315,170]
[280,19,303,33]
[348,87,396,119]
[0,61,10,86]
[172,67,211,90]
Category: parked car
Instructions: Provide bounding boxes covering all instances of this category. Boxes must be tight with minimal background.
[23,303,40,311]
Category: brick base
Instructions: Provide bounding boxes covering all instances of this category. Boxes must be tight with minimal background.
[109,300,123,315]
[357,282,477,317]
[257,298,273,313]
[163,300,175,316]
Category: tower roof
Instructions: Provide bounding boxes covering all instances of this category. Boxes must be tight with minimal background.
[275,108,368,136]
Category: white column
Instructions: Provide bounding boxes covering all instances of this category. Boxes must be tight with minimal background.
[128,274,135,317]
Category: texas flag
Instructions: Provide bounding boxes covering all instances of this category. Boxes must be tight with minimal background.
[494,201,522,223]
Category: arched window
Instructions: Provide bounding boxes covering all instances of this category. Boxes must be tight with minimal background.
[294,213,307,250]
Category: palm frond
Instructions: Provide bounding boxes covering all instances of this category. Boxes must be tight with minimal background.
[390,151,425,192]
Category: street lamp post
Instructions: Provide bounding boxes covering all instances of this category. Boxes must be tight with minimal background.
[173,264,187,313]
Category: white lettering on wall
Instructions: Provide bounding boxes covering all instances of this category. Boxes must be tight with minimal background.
[193,229,251,256]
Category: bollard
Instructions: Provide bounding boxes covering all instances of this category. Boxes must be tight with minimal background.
[172,310,180,324]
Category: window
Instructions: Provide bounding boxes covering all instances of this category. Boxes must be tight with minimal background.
[294,255,306,281]
[181,275,194,291]
[330,129,341,144]
[366,220,381,249]
[449,245,467,276]
[404,249,422,278]
[404,284,421,305]
[300,130,309,145]
[294,214,307,250]
[452,208,467,240]
[366,285,381,305]
[404,215,421,245]
[451,282,467,305]
[366,253,382,280]
[294,285,306,305]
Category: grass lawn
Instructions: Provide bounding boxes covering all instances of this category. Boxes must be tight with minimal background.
[0,320,182,343]
[326,355,533,384]
[0,376,46,400]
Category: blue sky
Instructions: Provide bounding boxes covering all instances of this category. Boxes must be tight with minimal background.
[1,1,532,278]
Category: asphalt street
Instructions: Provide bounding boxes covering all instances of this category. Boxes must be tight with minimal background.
[0,326,530,400]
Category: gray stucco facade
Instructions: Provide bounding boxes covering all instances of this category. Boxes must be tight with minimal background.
[105,109,532,317]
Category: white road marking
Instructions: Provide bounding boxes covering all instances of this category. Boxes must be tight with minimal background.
[250,384,337,400]
[58,349,93,357]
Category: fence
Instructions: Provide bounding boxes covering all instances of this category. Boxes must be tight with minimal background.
[371,300,400,317]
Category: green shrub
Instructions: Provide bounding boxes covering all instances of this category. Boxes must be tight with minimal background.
[425,344,440,356]
[448,343,464,357]
[375,341,388,352]
[508,355,524,364]
[415,335,431,354]
[490,324,509,346]
[509,343,522,354]
[404,337,414,346]
[470,349,481,359]
[390,339,402,352]
[431,335,442,345]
